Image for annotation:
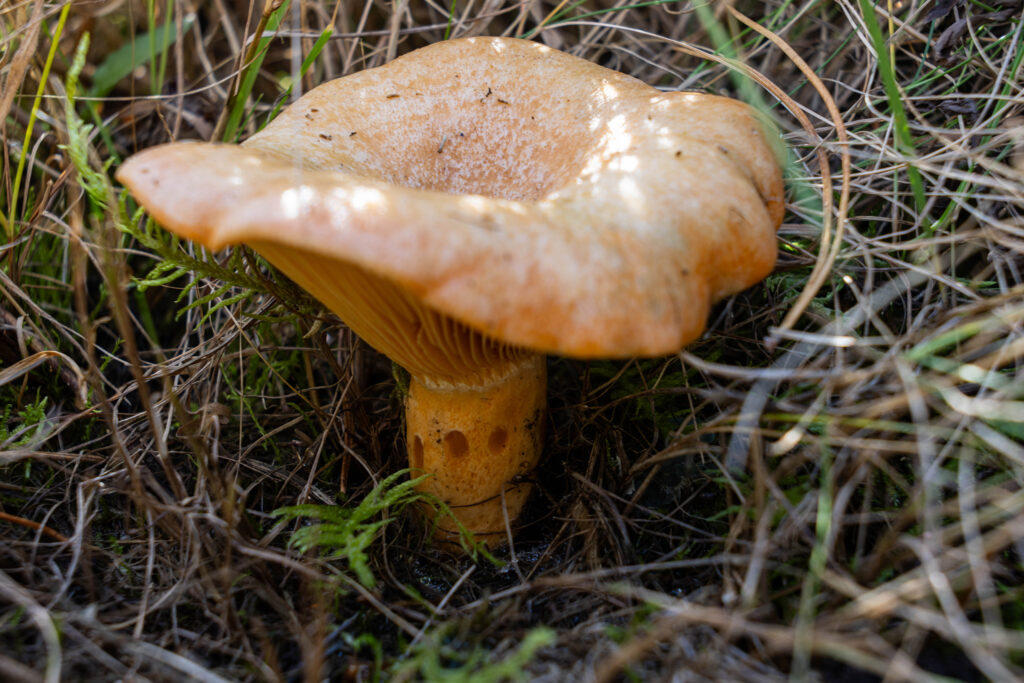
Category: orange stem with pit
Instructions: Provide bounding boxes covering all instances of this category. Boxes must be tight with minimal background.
[406,354,546,543]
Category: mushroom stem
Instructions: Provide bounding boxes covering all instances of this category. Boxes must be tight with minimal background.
[406,354,546,543]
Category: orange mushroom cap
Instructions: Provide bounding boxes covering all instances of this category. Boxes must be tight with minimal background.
[118,37,783,367]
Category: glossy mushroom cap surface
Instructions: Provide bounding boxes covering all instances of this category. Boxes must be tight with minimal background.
[118,36,784,368]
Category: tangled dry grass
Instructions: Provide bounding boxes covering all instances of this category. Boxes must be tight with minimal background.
[2,0,1024,681]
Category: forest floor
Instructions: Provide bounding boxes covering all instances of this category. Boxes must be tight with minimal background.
[2,1,1024,681]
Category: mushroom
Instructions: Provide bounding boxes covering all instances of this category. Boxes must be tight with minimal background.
[116,37,784,544]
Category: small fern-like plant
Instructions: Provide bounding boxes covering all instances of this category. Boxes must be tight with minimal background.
[0,394,50,448]
[393,624,555,682]
[66,35,299,328]
[274,471,499,588]
[272,470,430,588]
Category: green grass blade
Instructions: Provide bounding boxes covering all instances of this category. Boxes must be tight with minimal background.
[858,0,927,214]
[89,14,195,97]
[444,0,458,40]
[223,1,291,142]
[5,2,72,240]
[146,0,157,93]
[264,26,333,126]
[153,0,175,94]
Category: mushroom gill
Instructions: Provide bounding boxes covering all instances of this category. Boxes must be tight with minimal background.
[252,238,543,542]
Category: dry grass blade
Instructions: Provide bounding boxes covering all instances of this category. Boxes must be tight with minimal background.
[0,350,87,408]
[0,571,60,683]
[725,6,852,343]
[0,1,45,131]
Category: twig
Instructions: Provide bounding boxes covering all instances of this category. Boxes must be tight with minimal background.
[0,510,68,542]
